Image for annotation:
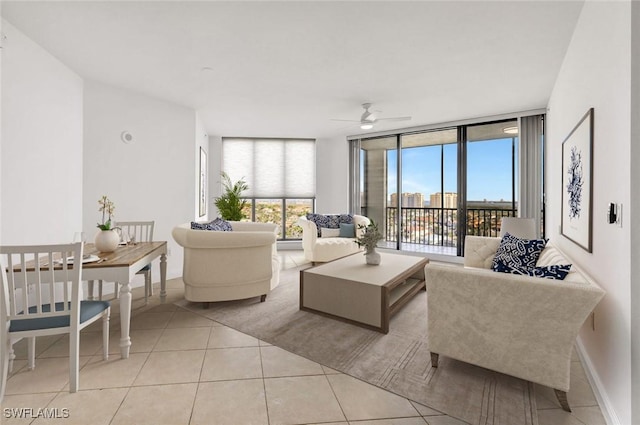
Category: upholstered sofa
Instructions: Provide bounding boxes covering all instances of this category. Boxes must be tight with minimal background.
[297,214,371,263]
[172,221,280,304]
[425,236,605,412]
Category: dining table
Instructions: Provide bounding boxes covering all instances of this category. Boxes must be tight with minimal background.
[82,241,167,358]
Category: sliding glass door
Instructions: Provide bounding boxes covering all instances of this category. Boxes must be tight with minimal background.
[398,130,457,253]
[352,116,533,256]
[465,121,518,238]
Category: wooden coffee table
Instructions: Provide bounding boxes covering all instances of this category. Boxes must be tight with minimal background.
[300,252,428,333]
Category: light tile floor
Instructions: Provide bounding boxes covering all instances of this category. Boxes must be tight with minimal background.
[0,251,606,425]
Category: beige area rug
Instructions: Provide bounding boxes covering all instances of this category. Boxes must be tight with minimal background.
[175,266,538,425]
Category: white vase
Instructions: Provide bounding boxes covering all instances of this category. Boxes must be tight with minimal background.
[365,248,381,265]
[94,229,119,253]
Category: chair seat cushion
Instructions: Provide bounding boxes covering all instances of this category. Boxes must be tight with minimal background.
[9,301,110,332]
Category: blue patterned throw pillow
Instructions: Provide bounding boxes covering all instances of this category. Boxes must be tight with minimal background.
[190,218,232,231]
[209,217,232,231]
[306,213,353,237]
[527,264,572,280]
[504,264,572,280]
[491,232,547,273]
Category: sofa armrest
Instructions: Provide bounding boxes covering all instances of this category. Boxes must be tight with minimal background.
[297,216,318,251]
[425,263,605,391]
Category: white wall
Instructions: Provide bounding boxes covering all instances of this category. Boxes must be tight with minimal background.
[208,135,223,218]
[546,2,631,423]
[83,80,196,280]
[315,136,350,213]
[195,113,208,221]
[1,16,4,245]
[1,20,83,244]
[630,2,640,422]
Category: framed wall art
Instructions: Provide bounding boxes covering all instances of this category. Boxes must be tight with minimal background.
[561,108,594,252]
[199,147,207,217]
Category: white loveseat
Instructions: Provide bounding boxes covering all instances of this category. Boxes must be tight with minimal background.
[425,236,605,412]
[297,214,371,263]
[172,221,280,304]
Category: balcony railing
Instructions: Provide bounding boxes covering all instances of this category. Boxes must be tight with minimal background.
[385,206,517,247]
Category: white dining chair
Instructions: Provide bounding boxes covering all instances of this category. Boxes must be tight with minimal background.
[0,242,110,402]
[97,221,155,303]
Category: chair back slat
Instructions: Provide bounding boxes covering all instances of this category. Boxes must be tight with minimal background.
[62,253,69,312]
[34,252,44,314]
[1,243,83,323]
[46,251,55,311]
[18,254,28,318]
[116,221,155,244]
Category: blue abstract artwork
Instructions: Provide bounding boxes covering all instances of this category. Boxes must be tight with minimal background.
[566,146,583,220]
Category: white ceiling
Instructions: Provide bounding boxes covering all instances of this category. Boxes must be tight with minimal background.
[1,1,583,140]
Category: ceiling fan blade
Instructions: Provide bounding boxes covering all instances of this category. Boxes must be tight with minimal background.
[375,116,412,122]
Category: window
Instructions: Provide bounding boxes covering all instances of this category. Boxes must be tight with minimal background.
[222,138,315,239]
[466,122,518,239]
[351,115,543,256]
[399,130,458,250]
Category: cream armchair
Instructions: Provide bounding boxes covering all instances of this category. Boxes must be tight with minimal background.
[172,221,280,305]
[297,214,371,263]
[425,236,605,412]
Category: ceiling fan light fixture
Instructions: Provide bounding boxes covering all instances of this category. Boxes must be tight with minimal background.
[360,122,374,130]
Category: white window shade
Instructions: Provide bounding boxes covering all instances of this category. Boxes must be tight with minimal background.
[223,138,316,198]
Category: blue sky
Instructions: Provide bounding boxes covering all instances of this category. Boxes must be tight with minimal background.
[385,138,516,202]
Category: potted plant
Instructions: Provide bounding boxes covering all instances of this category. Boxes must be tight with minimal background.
[214,172,249,221]
[94,195,120,253]
[355,219,383,265]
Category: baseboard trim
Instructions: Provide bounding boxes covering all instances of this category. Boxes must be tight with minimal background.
[575,338,621,425]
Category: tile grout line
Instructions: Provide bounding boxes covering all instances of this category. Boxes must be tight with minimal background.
[107,296,165,425]
[190,318,216,425]
[322,372,349,423]
[107,384,134,425]
[258,344,272,425]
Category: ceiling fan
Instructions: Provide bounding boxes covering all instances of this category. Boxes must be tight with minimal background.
[331,103,411,130]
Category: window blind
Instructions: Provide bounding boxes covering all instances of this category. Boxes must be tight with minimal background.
[222,138,316,198]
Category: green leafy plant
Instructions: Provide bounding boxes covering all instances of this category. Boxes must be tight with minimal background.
[214,172,249,221]
[355,219,383,254]
[97,195,116,230]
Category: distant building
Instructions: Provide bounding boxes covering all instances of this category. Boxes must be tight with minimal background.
[389,192,425,208]
[430,192,457,209]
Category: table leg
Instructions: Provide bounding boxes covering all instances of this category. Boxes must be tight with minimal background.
[87,280,95,301]
[160,253,167,302]
[119,281,132,359]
